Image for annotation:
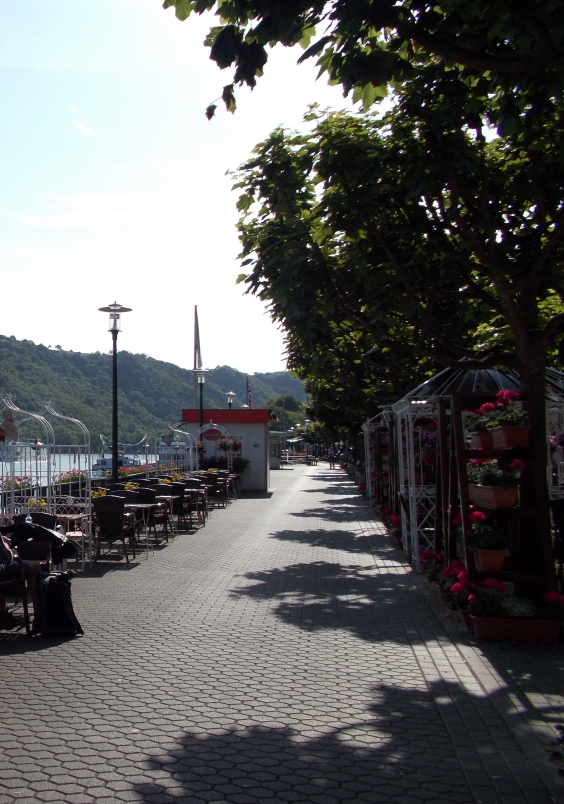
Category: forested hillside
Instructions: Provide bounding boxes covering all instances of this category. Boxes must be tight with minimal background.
[0,336,304,446]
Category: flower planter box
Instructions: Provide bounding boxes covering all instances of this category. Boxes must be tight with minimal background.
[470,616,561,644]
[460,610,473,632]
[468,484,518,508]
[491,426,531,449]
[475,548,506,572]
[470,432,494,450]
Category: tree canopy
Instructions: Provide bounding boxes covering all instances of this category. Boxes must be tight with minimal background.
[163,0,564,122]
[233,64,564,435]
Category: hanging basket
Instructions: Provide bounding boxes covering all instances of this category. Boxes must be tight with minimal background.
[470,616,561,644]
[468,484,518,508]
[491,426,531,449]
[470,432,493,450]
[475,548,506,572]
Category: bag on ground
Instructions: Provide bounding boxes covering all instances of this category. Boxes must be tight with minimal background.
[36,572,83,636]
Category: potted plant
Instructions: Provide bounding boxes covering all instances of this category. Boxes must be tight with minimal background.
[486,391,530,448]
[466,404,495,450]
[466,458,524,508]
[465,511,507,571]
[467,585,561,643]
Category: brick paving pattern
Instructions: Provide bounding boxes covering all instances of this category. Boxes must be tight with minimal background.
[0,465,563,804]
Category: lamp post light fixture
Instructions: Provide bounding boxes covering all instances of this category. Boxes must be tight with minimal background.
[98,302,132,483]
[226,391,237,409]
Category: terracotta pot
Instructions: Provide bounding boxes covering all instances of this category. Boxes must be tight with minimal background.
[470,616,561,644]
[421,448,437,466]
[475,548,506,572]
[470,432,494,450]
[491,426,531,449]
[468,484,518,508]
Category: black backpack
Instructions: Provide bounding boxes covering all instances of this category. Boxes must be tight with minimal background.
[36,572,84,637]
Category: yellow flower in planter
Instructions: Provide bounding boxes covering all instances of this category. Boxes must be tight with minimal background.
[28,498,47,508]
[92,488,108,498]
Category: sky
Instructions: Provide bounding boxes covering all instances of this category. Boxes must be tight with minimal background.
[0,0,354,374]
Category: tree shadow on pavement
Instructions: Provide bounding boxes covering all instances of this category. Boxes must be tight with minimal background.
[131,678,556,804]
[290,502,370,523]
[273,528,379,556]
[230,558,424,643]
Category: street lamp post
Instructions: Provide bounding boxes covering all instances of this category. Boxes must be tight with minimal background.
[226,391,237,409]
[194,369,210,470]
[98,302,131,483]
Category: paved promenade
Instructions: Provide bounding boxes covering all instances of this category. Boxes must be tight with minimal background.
[1,465,563,804]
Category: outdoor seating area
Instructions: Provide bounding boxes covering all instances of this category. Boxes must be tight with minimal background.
[0,395,243,635]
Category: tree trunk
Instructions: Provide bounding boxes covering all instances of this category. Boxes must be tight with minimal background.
[517,351,557,590]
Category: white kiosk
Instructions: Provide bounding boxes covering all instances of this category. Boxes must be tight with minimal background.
[181,408,271,491]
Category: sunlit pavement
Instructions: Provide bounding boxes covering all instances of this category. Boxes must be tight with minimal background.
[0,464,562,804]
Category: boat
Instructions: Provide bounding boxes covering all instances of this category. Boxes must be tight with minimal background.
[92,453,142,473]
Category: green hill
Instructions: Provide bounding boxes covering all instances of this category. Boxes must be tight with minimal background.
[0,336,304,447]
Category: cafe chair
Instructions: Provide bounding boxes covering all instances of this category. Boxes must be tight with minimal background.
[137,488,169,543]
[13,512,58,529]
[0,557,32,636]
[92,496,136,563]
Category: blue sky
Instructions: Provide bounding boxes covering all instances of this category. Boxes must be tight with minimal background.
[0,0,353,374]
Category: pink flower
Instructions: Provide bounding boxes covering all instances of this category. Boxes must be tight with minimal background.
[543,591,564,604]
[469,511,487,523]
[420,550,438,561]
[440,567,451,578]
[452,514,462,526]
[468,594,476,603]
[470,458,488,466]
[482,578,506,593]
[457,571,469,584]
[496,390,520,402]
[479,402,496,414]
[450,582,465,594]
[509,459,526,471]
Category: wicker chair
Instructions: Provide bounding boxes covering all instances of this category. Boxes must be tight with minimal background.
[92,496,136,563]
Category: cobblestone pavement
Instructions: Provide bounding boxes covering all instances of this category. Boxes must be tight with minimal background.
[1,465,563,804]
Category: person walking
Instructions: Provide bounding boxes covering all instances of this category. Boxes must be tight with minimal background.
[327,447,335,469]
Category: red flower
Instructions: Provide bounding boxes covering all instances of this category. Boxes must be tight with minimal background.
[450,582,466,594]
[457,571,469,584]
[496,390,520,401]
[468,594,476,603]
[389,514,401,527]
[482,578,506,593]
[452,514,462,526]
[543,591,564,604]
[509,459,526,471]
[469,511,487,523]
[470,458,488,466]
[479,402,496,414]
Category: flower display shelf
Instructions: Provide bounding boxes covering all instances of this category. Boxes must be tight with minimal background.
[491,426,531,449]
[475,548,506,572]
[467,484,518,508]
[470,616,561,644]
[470,432,493,450]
